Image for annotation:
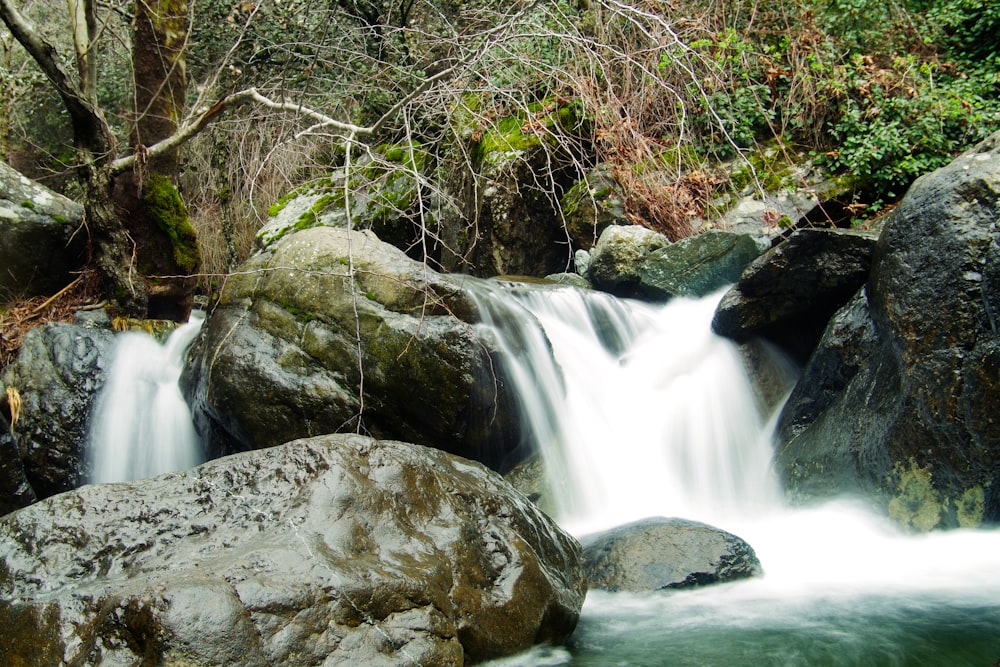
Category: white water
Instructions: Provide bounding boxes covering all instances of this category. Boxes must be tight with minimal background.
[87,313,205,483]
[475,283,1000,667]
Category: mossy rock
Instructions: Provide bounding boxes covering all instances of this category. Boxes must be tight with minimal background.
[256,143,428,253]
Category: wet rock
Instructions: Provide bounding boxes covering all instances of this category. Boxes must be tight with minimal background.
[0,434,587,665]
[0,404,36,515]
[0,323,115,500]
[580,517,762,592]
[183,227,524,471]
[712,227,877,362]
[638,230,770,299]
[0,161,86,298]
[588,226,768,300]
[774,133,1000,528]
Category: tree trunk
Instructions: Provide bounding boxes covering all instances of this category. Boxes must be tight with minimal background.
[82,162,150,316]
[115,0,200,320]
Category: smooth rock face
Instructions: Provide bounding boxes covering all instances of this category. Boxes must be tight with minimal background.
[580,517,762,592]
[638,230,770,299]
[588,226,768,300]
[0,434,587,666]
[0,322,115,503]
[183,226,524,471]
[0,161,86,298]
[774,134,1000,528]
[712,227,877,361]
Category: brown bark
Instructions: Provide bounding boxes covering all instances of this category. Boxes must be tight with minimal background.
[132,0,188,175]
[116,0,198,320]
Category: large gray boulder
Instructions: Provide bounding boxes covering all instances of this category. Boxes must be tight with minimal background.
[0,434,587,665]
[774,134,1000,529]
[712,227,878,361]
[580,517,762,592]
[0,321,115,503]
[183,226,524,471]
[0,161,86,298]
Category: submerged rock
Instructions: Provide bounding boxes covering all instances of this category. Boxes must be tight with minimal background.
[580,517,762,592]
[0,434,587,666]
[774,133,1000,528]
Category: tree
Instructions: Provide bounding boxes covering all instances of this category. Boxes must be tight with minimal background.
[1,0,201,317]
[3,0,763,319]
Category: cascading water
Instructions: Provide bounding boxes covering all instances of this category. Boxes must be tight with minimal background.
[87,313,205,483]
[475,283,1000,667]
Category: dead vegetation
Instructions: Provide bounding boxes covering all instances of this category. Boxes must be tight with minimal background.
[0,269,104,368]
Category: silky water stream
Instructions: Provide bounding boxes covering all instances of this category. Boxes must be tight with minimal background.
[474,283,1000,667]
[87,313,205,483]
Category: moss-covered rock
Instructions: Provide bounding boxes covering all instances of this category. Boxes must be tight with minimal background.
[256,143,428,254]
[183,226,525,471]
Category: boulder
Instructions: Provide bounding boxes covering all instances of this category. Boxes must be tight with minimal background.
[580,517,762,592]
[182,227,524,471]
[588,225,768,300]
[587,225,670,297]
[0,161,86,298]
[712,227,877,362]
[637,230,770,299]
[560,163,628,250]
[774,133,1000,529]
[436,109,582,278]
[0,434,587,666]
[0,321,115,501]
[256,145,428,255]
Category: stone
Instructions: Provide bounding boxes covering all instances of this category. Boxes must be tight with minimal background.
[638,230,771,299]
[587,225,671,297]
[0,434,587,666]
[0,161,86,298]
[580,517,762,592]
[182,227,525,471]
[712,227,877,362]
[560,163,629,251]
[434,104,588,278]
[0,322,115,500]
[774,132,1000,528]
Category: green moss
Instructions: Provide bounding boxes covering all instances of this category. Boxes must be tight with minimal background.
[956,486,985,528]
[143,174,201,273]
[731,149,793,193]
[51,215,68,224]
[19,200,35,209]
[887,460,943,531]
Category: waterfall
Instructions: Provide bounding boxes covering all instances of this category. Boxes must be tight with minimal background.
[473,282,788,533]
[87,313,204,483]
[476,282,1000,667]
